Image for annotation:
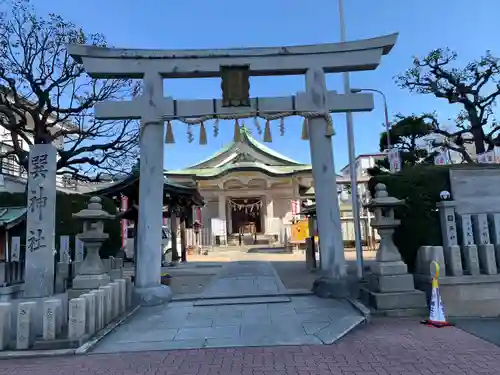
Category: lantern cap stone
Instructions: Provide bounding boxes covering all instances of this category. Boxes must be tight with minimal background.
[365,183,405,207]
[73,196,115,220]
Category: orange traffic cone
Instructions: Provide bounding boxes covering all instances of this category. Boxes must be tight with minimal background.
[421,261,453,328]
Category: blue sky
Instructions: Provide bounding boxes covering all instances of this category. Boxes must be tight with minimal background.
[31,0,499,172]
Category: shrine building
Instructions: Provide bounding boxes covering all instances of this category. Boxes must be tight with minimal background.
[165,126,317,242]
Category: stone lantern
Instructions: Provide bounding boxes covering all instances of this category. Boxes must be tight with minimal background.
[70,196,114,297]
[365,183,405,266]
[360,183,427,315]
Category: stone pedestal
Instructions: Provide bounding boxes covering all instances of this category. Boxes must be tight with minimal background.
[360,258,427,315]
[361,184,427,316]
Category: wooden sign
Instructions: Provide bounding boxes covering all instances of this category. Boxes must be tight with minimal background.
[221,65,250,107]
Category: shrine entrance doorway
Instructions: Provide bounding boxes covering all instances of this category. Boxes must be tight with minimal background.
[229,198,262,234]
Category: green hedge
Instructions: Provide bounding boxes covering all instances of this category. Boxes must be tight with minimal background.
[368,165,450,271]
[0,191,121,258]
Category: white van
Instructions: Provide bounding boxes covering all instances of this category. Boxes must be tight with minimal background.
[124,226,181,263]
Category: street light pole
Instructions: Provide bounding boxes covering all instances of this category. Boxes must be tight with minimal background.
[338,0,364,280]
[351,88,391,150]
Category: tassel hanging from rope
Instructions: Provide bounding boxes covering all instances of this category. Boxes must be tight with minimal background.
[325,115,335,137]
[187,124,194,143]
[263,120,272,143]
[165,120,175,144]
[301,118,309,140]
[213,118,219,138]
[279,117,285,136]
[199,121,207,145]
[233,119,241,142]
[254,116,262,135]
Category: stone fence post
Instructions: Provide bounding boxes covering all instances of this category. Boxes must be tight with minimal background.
[436,200,463,276]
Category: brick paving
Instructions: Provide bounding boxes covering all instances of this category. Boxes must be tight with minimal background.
[2,318,500,375]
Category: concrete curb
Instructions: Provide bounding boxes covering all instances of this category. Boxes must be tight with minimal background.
[347,298,372,323]
[75,305,141,354]
[0,348,76,361]
[315,315,366,344]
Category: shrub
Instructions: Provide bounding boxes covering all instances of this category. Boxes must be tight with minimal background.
[368,165,450,271]
[0,191,121,258]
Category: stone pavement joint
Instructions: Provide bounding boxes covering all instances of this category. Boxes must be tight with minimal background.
[2,318,500,375]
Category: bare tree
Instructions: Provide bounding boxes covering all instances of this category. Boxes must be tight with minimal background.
[396,48,500,156]
[0,0,139,181]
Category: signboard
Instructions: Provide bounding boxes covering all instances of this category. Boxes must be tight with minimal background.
[434,151,448,165]
[120,195,128,248]
[10,236,20,262]
[196,207,202,225]
[387,148,401,173]
[477,151,496,164]
[211,218,226,236]
[485,150,496,164]
[291,200,300,216]
[59,235,71,263]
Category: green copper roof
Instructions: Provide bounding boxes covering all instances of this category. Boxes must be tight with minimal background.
[184,126,307,169]
[0,206,26,229]
[239,126,304,166]
[168,126,311,177]
[167,161,312,179]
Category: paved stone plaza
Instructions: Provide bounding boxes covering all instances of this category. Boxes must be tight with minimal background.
[92,261,365,353]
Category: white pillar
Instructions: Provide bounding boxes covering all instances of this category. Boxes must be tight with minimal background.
[135,73,172,306]
[265,195,274,234]
[218,195,226,221]
[305,68,346,286]
[266,196,274,218]
[218,195,228,235]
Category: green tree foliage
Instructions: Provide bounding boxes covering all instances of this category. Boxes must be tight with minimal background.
[368,165,451,271]
[368,114,438,176]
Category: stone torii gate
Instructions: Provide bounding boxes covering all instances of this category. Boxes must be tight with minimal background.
[68,33,398,306]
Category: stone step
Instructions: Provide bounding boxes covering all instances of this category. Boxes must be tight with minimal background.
[172,289,312,302]
[359,286,427,311]
[194,295,290,306]
[369,307,428,317]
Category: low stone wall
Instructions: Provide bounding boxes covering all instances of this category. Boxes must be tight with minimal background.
[411,172,500,317]
[0,276,134,351]
[414,239,500,317]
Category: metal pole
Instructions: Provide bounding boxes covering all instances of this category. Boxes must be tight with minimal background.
[338,0,364,279]
[381,92,391,150]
